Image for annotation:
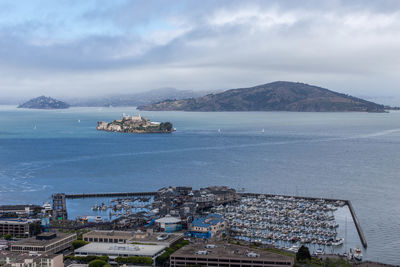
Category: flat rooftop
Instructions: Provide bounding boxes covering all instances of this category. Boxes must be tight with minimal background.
[0,219,30,225]
[171,242,293,262]
[84,230,133,239]
[0,251,58,260]
[11,232,76,247]
[129,232,184,246]
[75,243,166,257]
[84,230,184,247]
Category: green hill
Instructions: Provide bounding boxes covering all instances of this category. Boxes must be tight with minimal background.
[18,96,70,109]
[138,81,385,112]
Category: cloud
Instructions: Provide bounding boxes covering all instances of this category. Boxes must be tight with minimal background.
[0,0,400,103]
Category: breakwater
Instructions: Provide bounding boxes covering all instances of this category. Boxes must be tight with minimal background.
[347,199,367,248]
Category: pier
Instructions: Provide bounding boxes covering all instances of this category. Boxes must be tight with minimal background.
[239,193,368,248]
[64,192,157,199]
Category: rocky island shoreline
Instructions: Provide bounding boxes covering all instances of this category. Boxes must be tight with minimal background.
[97,114,174,133]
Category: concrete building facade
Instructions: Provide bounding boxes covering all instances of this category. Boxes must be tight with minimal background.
[0,220,30,238]
[10,233,76,254]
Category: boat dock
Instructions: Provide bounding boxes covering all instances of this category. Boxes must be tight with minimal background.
[54,190,367,248]
[64,191,157,199]
[239,193,367,248]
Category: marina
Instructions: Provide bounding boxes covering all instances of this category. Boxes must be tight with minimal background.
[61,188,367,259]
[66,195,154,223]
[210,193,366,260]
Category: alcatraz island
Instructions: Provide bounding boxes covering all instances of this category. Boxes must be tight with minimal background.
[97,114,175,133]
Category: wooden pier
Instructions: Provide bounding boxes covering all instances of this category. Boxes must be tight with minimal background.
[239,192,368,248]
[65,191,157,199]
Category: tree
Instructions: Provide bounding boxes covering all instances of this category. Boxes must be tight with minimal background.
[72,240,89,250]
[29,222,42,236]
[296,245,311,262]
[4,234,12,240]
[159,122,173,132]
[88,260,107,267]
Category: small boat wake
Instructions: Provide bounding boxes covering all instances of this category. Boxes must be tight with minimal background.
[356,128,400,138]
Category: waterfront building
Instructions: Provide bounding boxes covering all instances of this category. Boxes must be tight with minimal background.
[0,219,41,238]
[0,251,64,267]
[170,242,294,267]
[51,194,67,221]
[74,243,165,262]
[83,230,133,244]
[187,214,226,239]
[0,205,42,217]
[10,232,76,254]
[155,215,182,232]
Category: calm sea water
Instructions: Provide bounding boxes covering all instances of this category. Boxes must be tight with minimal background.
[0,106,399,264]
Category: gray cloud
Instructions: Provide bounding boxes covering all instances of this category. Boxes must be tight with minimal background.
[0,0,400,104]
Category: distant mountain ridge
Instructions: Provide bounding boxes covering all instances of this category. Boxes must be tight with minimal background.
[18,96,70,109]
[66,88,212,107]
[137,81,385,112]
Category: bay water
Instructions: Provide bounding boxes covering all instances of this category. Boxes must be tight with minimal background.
[0,106,399,263]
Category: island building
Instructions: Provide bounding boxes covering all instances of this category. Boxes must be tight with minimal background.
[82,230,184,247]
[74,243,165,263]
[170,242,294,267]
[155,215,182,232]
[0,251,63,267]
[10,232,76,254]
[0,219,41,238]
[187,214,226,239]
[122,114,142,121]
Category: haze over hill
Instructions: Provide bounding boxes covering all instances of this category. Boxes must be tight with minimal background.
[138,81,385,112]
[63,88,214,107]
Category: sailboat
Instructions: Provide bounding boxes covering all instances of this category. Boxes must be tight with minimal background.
[218,128,221,133]
[78,119,81,123]
[262,128,265,133]
[33,125,37,130]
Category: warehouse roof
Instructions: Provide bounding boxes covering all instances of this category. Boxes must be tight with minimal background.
[155,215,181,224]
[75,243,165,257]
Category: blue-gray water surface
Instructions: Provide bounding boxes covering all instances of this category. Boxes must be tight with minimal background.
[0,106,399,264]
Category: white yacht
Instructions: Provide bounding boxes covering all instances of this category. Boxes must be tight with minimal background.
[332,238,344,246]
[315,248,324,255]
[353,248,363,261]
[42,202,52,212]
[95,216,103,223]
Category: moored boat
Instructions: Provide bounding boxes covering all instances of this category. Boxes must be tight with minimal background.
[353,248,363,261]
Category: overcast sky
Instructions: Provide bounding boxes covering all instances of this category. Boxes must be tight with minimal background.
[0,0,400,103]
